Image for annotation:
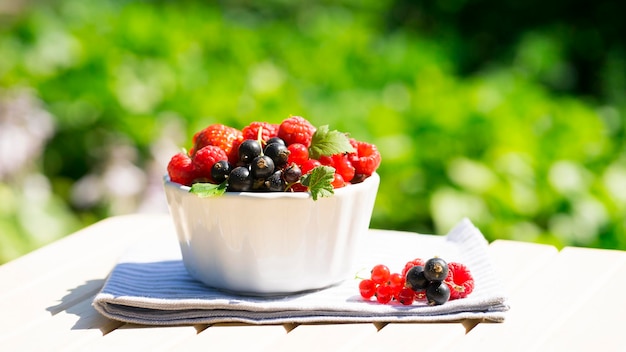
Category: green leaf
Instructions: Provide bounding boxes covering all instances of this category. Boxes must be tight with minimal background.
[300,165,335,200]
[308,125,355,160]
[190,181,228,198]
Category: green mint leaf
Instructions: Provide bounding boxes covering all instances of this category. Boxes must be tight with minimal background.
[300,165,335,200]
[308,125,355,160]
[190,181,228,198]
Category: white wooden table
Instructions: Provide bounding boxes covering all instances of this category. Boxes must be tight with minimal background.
[2,214,625,351]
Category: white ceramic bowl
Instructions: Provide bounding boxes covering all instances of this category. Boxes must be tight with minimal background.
[163,173,379,295]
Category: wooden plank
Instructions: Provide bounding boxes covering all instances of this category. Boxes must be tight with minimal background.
[537,250,626,350]
[168,323,289,351]
[262,323,379,352]
[69,324,201,352]
[2,295,123,351]
[458,246,626,351]
[0,214,175,340]
[349,322,467,351]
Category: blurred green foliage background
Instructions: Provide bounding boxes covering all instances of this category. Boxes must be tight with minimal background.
[1,0,625,264]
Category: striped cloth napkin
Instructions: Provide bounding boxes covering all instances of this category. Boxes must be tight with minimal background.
[93,218,508,325]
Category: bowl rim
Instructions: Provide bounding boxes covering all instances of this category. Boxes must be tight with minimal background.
[163,172,379,200]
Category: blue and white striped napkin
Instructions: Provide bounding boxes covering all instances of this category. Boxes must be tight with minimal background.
[93,219,508,325]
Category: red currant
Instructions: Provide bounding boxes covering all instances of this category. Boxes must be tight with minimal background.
[331,173,345,188]
[398,287,416,305]
[287,143,309,166]
[359,279,376,300]
[375,284,393,304]
[332,154,355,183]
[300,159,321,174]
[388,272,404,298]
[370,264,390,285]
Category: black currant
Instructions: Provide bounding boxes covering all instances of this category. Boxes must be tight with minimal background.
[228,166,253,191]
[266,137,285,146]
[405,266,429,291]
[238,139,262,164]
[265,171,285,191]
[210,160,231,183]
[251,155,275,179]
[283,163,302,184]
[424,257,449,282]
[264,142,290,167]
[426,281,450,306]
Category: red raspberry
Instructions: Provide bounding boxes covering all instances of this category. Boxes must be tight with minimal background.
[401,258,425,278]
[444,262,475,300]
[192,124,243,164]
[348,139,381,177]
[192,145,228,183]
[167,152,197,186]
[277,116,316,147]
[241,121,279,142]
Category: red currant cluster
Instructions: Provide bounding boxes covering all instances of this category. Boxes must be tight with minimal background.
[358,257,475,306]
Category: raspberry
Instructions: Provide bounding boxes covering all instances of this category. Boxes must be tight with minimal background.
[241,121,279,142]
[348,139,381,177]
[167,152,197,186]
[192,145,228,183]
[192,124,243,163]
[445,262,475,300]
[277,116,316,147]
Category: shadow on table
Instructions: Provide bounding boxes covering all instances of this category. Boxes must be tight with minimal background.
[46,279,123,333]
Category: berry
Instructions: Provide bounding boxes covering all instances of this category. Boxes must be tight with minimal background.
[286,143,309,166]
[241,121,279,142]
[228,166,253,191]
[266,137,285,146]
[300,159,321,175]
[265,170,285,192]
[167,152,197,186]
[283,163,302,184]
[238,139,262,164]
[210,160,231,183]
[264,142,290,168]
[397,287,416,305]
[332,154,355,183]
[445,262,475,300]
[348,139,381,177]
[375,284,393,304]
[424,257,449,282]
[251,155,275,179]
[388,272,405,297]
[331,173,345,188]
[193,146,228,183]
[192,124,243,159]
[426,281,451,306]
[402,258,426,278]
[405,265,429,291]
[277,116,316,147]
[370,264,390,285]
[359,279,376,300]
